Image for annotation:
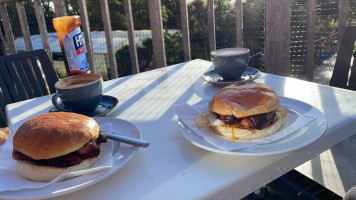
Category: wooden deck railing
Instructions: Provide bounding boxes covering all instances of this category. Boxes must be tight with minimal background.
[0,0,350,80]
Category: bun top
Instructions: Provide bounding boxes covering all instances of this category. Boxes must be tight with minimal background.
[13,112,100,160]
[208,83,281,118]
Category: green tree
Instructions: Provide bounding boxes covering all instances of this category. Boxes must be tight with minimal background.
[85,0,126,31]
[241,0,264,69]
[130,0,150,29]
[315,0,338,35]
[162,0,181,29]
[215,0,236,49]
[349,0,356,23]
[188,0,209,59]
[3,0,55,36]
[73,0,170,31]
[164,30,184,65]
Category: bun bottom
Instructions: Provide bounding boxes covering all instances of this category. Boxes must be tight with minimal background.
[212,107,288,140]
[16,157,98,182]
[16,146,102,182]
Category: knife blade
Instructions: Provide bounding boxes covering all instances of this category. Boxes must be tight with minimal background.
[102,131,149,148]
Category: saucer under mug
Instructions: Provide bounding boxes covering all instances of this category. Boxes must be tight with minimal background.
[202,67,261,86]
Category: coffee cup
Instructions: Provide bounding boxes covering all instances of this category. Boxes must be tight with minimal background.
[211,48,250,80]
[52,73,103,114]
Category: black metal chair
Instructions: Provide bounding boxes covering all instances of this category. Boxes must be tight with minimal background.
[0,49,59,127]
[329,24,356,90]
[329,24,356,200]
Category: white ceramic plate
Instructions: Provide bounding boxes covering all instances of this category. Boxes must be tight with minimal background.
[178,97,327,156]
[0,117,141,200]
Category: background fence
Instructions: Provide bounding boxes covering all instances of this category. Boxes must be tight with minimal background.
[0,0,355,84]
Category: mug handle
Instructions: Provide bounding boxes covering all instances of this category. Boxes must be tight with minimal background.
[52,93,72,112]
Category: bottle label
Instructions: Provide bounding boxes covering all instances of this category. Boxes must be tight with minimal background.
[62,27,88,74]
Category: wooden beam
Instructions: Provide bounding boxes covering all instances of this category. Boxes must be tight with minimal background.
[33,0,52,63]
[148,0,166,68]
[53,0,67,17]
[0,0,26,3]
[305,0,316,82]
[264,0,290,76]
[207,0,216,51]
[78,0,96,74]
[0,3,16,54]
[338,0,348,52]
[123,0,139,74]
[0,26,6,56]
[16,1,33,50]
[99,0,118,78]
[235,0,243,47]
[180,0,191,61]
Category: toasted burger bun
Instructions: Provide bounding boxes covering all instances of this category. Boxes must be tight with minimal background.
[13,112,100,160]
[16,154,99,182]
[209,107,288,140]
[208,83,281,118]
[206,83,288,140]
[0,130,8,145]
[12,112,103,182]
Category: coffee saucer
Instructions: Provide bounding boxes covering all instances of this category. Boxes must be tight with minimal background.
[49,95,119,117]
[202,67,261,86]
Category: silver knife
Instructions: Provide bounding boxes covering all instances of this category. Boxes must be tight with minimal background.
[102,131,149,148]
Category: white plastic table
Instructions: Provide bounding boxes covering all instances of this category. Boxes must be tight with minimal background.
[4,59,356,199]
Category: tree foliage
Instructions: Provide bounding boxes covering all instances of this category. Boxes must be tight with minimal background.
[188,0,209,59]
[215,0,236,49]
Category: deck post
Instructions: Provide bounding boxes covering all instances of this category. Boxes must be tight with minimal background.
[264,0,290,76]
[180,0,191,61]
[99,0,118,78]
[338,0,348,52]
[16,1,33,51]
[207,0,216,52]
[235,0,243,47]
[123,0,140,73]
[33,0,52,63]
[0,3,16,54]
[0,26,6,56]
[78,0,96,74]
[148,0,166,68]
[305,0,316,81]
[53,0,67,17]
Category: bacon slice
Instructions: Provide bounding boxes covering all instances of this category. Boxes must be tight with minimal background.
[12,133,107,167]
[217,111,276,130]
[77,140,97,155]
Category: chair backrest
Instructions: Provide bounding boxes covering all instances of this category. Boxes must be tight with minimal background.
[329,24,356,90]
[0,49,59,127]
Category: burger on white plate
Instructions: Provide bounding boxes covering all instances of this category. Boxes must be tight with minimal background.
[12,112,107,182]
[195,83,288,140]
